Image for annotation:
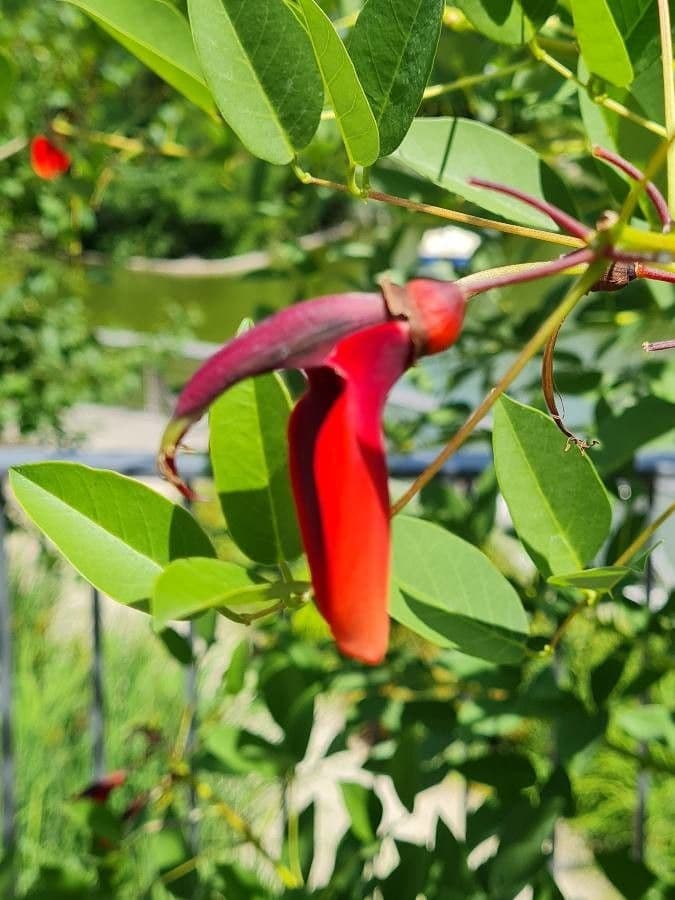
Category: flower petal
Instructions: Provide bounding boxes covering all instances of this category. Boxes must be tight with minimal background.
[160,292,388,495]
[30,136,71,180]
[288,321,412,664]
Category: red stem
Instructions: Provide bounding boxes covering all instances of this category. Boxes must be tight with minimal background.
[643,339,675,351]
[468,178,593,241]
[593,146,672,232]
[635,263,675,284]
[459,248,597,298]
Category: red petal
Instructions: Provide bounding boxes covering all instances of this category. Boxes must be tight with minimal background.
[77,769,127,803]
[30,136,71,180]
[289,321,412,664]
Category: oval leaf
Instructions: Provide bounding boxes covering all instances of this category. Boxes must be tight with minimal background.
[152,557,292,625]
[390,516,529,664]
[9,462,214,608]
[453,0,555,46]
[348,0,444,157]
[299,0,379,167]
[209,371,302,565]
[570,0,634,87]
[493,395,612,577]
[188,0,323,164]
[61,0,216,115]
[392,117,576,228]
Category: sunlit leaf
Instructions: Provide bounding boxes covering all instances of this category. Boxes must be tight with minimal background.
[61,0,216,114]
[210,371,302,565]
[348,0,444,156]
[189,0,323,163]
[570,0,633,86]
[391,515,529,664]
[153,557,300,625]
[453,0,555,45]
[10,463,214,608]
[299,0,379,166]
[392,117,576,228]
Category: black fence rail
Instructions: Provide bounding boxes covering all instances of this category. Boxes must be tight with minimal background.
[0,446,672,860]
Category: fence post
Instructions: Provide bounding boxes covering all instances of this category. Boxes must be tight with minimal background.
[632,474,656,863]
[0,488,15,852]
[91,588,106,778]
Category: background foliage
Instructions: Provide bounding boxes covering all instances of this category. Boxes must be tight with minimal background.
[1,1,674,898]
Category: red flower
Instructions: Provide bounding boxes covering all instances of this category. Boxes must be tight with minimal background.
[30,135,71,180]
[160,280,465,664]
[76,769,127,804]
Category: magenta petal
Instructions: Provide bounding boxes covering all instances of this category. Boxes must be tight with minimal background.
[288,321,413,665]
[159,292,388,493]
[175,293,387,421]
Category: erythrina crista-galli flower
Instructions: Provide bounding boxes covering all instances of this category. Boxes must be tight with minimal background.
[159,279,465,664]
[30,135,71,180]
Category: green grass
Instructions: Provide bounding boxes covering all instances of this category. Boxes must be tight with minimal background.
[9,560,186,892]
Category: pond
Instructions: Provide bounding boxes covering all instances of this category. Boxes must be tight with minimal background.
[78,257,368,342]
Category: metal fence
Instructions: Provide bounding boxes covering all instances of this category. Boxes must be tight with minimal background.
[0,445,672,859]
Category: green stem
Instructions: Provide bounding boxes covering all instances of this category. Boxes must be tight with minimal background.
[52,116,192,159]
[530,40,667,138]
[421,61,532,102]
[614,502,675,567]
[299,172,583,249]
[658,0,675,213]
[547,590,598,653]
[390,258,607,515]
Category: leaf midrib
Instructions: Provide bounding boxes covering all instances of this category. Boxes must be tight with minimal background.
[194,0,295,158]
[499,407,580,568]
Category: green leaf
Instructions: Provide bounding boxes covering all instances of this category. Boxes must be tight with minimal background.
[153,557,294,625]
[610,0,675,78]
[493,396,612,576]
[596,849,657,898]
[570,0,634,87]
[9,463,214,608]
[392,117,576,228]
[453,0,555,45]
[158,626,195,665]
[458,753,537,797]
[615,705,675,748]
[580,57,663,205]
[224,640,249,695]
[299,0,379,167]
[594,395,675,474]
[60,0,216,115]
[390,516,529,664]
[188,0,323,164]
[260,659,319,759]
[548,566,630,593]
[340,782,381,846]
[210,371,302,565]
[201,724,280,777]
[486,771,569,897]
[348,0,444,157]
